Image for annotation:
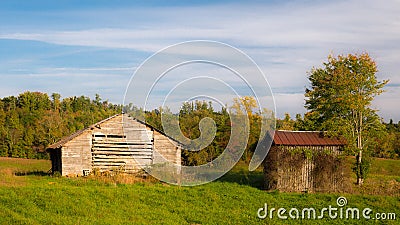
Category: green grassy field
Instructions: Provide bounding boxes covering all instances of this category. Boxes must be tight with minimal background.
[0,157,399,224]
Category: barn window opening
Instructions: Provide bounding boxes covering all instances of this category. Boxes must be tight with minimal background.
[92,134,126,138]
[107,134,126,138]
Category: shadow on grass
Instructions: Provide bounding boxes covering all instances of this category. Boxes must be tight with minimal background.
[217,169,264,189]
[14,170,50,176]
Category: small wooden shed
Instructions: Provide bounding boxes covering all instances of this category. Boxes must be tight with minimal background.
[263,130,347,192]
[46,114,182,176]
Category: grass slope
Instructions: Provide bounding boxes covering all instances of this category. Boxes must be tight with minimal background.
[0,158,399,224]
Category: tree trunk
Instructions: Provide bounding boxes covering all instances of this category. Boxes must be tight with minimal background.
[357,149,363,185]
[356,112,363,186]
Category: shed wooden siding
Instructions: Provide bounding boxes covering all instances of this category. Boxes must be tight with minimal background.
[60,130,92,176]
[47,114,182,176]
[263,130,347,192]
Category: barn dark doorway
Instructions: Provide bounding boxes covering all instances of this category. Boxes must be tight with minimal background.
[50,148,62,174]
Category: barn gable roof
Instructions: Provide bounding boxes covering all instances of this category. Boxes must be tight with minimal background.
[46,114,184,151]
[268,130,346,146]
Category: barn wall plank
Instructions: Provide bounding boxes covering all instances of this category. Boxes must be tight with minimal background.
[61,130,92,176]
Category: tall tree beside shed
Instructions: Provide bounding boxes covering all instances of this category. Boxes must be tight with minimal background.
[305,53,388,185]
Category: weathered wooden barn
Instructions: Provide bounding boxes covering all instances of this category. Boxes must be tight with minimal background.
[46,114,182,176]
[263,130,347,192]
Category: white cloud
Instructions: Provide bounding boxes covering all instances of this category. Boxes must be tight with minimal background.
[2,0,399,51]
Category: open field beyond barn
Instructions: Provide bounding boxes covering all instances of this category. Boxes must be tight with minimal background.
[0,157,399,224]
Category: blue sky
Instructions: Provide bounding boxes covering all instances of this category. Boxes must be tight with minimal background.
[0,0,399,121]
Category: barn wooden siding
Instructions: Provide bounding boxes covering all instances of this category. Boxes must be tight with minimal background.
[263,130,347,192]
[47,114,182,176]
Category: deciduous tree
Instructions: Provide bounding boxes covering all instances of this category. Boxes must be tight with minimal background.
[305,53,388,185]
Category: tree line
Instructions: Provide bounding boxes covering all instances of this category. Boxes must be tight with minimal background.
[0,89,398,186]
[0,92,398,164]
[0,92,121,159]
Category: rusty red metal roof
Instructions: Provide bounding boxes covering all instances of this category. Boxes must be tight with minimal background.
[268,130,346,146]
